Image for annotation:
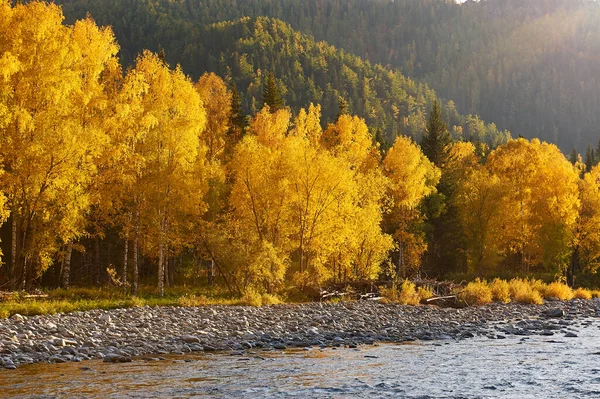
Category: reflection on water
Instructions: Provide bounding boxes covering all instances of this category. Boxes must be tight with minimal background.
[3,321,600,398]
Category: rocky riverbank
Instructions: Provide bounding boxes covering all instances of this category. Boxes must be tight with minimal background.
[1,299,599,370]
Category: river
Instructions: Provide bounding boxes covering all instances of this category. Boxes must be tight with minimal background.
[2,320,600,398]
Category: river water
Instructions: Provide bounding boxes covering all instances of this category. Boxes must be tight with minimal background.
[2,320,600,398]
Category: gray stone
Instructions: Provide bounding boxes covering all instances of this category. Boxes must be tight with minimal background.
[545,309,565,318]
[180,335,200,343]
[103,353,132,363]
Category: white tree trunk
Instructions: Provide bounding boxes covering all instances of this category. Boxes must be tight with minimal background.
[62,242,73,289]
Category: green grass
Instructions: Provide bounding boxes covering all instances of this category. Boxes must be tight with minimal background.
[0,286,271,319]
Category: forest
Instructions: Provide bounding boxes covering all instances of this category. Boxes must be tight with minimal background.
[53,0,600,153]
[1,1,600,300]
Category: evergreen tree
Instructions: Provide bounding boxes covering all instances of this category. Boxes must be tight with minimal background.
[569,148,579,165]
[585,144,595,172]
[229,82,245,132]
[596,137,600,165]
[262,72,283,112]
[421,100,452,167]
[336,96,349,120]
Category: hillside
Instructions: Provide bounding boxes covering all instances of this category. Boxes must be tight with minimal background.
[54,2,508,147]
[57,0,600,151]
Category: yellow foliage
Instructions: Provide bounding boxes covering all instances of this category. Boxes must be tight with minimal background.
[195,72,232,162]
[489,278,511,303]
[384,136,440,210]
[508,278,544,304]
[577,166,600,273]
[0,1,120,277]
[544,282,574,300]
[487,139,580,272]
[248,106,291,148]
[321,114,374,170]
[573,287,592,300]
[178,294,208,307]
[383,136,440,276]
[514,290,544,305]
[458,279,493,306]
[417,286,434,301]
[380,280,422,305]
[528,279,548,294]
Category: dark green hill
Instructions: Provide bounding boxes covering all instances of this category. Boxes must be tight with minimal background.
[56,0,600,151]
[54,2,508,147]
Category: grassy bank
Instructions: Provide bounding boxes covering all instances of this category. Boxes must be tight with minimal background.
[1,279,598,319]
[0,286,284,319]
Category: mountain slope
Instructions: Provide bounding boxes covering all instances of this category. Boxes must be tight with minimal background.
[57,0,600,151]
[54,2,508,147]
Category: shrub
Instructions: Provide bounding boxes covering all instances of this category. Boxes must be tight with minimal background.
[242,289,263,307]
[544,282,574,300]
[399,280,422,305]
[529,279,548,296]
[458,279,493,306]
[573,287,592,300]
[489,278,511,303]
[178,294,208,307]
[417,286,434,302]
[508,278,543,304]
[592,290,600,299]
[261,293,282,305]
[514,289,544,305]
[380,280,421,305]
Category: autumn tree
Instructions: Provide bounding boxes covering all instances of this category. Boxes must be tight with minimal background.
[228,107,293,292]
[383,136,440,277]
[112,51,209,296]
[487,139,580,273]
[196,73,232,163]
[0,1,120,288]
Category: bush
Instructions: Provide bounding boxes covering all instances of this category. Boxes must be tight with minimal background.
[178,294,208,307]
[489,278,511,303]
[573,287,592,300]
[529,279,548,296]
[417,286,434,302]
[261,293,283,305]
[458,279,492,306]
[544,282,574,300]
[380,280,421,305]
[514,289,544,305]
[242,289,264,307]
[508,278,543,304]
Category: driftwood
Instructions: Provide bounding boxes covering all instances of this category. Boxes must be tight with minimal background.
[425,295,458,303]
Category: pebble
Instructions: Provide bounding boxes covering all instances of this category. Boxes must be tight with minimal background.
[0,299,598,370]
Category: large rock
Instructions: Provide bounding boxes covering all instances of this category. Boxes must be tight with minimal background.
[180,335,200,343]
[103,353,132,363]
[545,309,565,318]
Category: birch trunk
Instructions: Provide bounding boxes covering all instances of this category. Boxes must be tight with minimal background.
[62,242,72,289]
[123,238,129,292]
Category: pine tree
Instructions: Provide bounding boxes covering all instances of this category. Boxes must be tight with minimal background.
[585,144,595,172]
[230,82,245,130]
[336,96,349,120]
[262,72,283,112]
[569,148,579,165]
[596,138,600,166]
[421,101,452,167]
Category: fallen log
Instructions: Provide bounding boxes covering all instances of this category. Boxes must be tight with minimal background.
[425,295,458,303]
